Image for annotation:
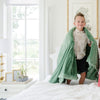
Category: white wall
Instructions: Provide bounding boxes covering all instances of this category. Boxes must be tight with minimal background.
[0,0,11,72]
[48,0,67,54]
[0,0,4,38]
[48,0,100,54]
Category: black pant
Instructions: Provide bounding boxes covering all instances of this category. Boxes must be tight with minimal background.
[76,56,89,74]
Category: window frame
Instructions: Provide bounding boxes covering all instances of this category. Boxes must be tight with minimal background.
[7,5,39,79]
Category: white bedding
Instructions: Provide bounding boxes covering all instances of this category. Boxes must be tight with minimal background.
[7,77,100,100]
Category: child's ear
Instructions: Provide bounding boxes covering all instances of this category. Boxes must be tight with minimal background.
[83,23,86,27]
[73,22,75,26]
[84,22,86,26]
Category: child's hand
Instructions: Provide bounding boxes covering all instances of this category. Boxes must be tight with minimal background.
[88,43,91,47]
[88,41,92,47]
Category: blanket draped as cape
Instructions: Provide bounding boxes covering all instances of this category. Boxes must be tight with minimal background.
[49,27,99,83]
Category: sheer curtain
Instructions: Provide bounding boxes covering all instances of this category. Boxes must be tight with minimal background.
[39,0,50,80]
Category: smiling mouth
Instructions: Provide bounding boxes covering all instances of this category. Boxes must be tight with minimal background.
[79,26,83,27]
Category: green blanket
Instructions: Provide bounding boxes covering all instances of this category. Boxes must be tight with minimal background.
[49,27,99,83]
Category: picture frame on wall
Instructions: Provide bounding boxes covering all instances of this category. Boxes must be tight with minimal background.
[13,69,21,81]
[5,72,13,82]
[67,0,98,39]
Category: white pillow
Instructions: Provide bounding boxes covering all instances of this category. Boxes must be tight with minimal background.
[50,47,60,72]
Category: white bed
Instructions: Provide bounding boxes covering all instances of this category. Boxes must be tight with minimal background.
[7,75,100,100]
[8,49,100,100]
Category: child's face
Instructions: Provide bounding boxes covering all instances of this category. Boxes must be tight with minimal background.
[74,16,86,31]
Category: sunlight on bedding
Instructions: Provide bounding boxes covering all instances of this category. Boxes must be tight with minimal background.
[7,76,100,100]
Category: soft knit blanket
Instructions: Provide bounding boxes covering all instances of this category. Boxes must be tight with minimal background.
[50,27,99,83]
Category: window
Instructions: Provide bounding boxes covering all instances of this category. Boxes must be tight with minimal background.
[10,5,39,79]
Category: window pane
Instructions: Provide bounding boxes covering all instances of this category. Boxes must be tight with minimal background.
[12,20,25,39]
[26,20,39,39]
[12,6,25,19]
[12,39,25,59]
[27,39,39,58]
[26,6,39,19]
[11,5,39,79]
[12,60,25,69]
[26,59,39,79]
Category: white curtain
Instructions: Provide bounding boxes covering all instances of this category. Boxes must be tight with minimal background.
[39,0,50,80]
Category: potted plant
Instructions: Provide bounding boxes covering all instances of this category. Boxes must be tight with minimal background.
[16,65,28,82]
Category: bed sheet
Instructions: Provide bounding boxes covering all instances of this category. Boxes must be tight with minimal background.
[7,77,100,100]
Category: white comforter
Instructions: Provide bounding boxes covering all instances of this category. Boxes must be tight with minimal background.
[7,78,100,100]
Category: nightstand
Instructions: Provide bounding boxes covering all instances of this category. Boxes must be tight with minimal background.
[0,79,36,98]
